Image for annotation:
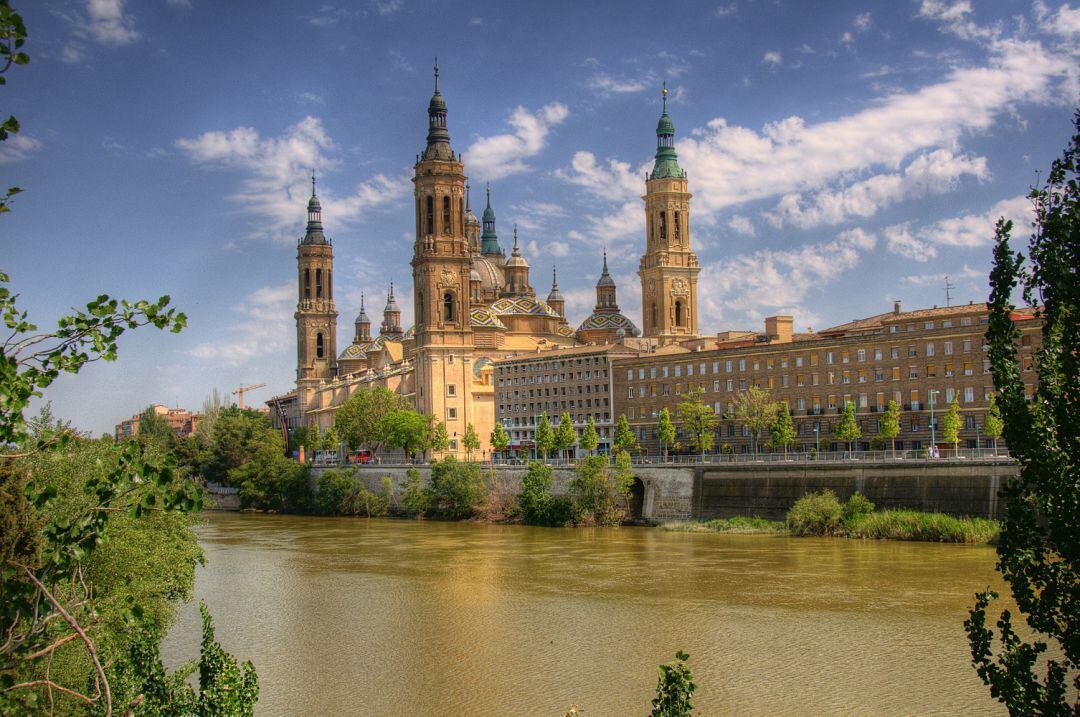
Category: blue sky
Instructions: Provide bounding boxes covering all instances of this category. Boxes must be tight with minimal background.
[3,0,1077,434]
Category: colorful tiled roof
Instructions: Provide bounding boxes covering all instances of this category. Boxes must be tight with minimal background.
[490,296,559,318]
[470,306,507,329]
[576,311,640,337]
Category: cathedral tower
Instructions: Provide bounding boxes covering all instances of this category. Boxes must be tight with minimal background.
[295,174,338,421]
[354,293,371,343]
[639,84,699,344]
[380,283,403,338]
[502,225,533,297]
[546,267,566,323]
[411,62,475,447]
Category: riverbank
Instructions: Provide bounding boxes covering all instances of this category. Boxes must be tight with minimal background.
[664,509,1000,543]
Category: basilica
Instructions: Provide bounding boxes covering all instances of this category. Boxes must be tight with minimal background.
[275,65,700,455]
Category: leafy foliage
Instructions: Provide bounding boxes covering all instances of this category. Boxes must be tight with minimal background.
[333,387,408,453]
[314,469,390,517]
[983,394,1004,447]
[841,492,874,527]
[426,457,486,520]
[657,408,676,459]
[568,455,627,526]
[534,412,554,459]
[650,651,696,717]
[230,429,311,513]
[786,490,844,536]
[400,468,429,517]
[518,461,575,527]
[942,398,962,453]
[731,386,779,455]
[677,389,718,456]
[833,402,861,451]
[965,112,1079,715]
[490,422,510,455]
[462,423,480,460]
[430,421,450,453]
[554,413,577,461]
[613,414,637,455]
[768,403,796,455]
[379,408,432,460]
[880,399,901,456]
[579,416,599,454]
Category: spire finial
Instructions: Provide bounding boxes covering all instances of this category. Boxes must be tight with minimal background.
[662,81,668,113]
[311,168,316,197]
[603,247,608,272]
[388,281,394,300]
[360,292,365,311]
[466,182,471,210]
[434,57,439,92]
[513,223,518,246]
[485,182,491,208]
[552,266,558,287]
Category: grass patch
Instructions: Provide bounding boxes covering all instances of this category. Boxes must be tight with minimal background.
[846,510,1000,544]
[664,516,785,534]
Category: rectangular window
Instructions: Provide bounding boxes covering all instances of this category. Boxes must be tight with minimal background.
[891,347,900,359]
[892,366,901,381]
[797,374,805,387]
[964,387,974,403]
[447,384,457,397]
[796,398,805,410]
[675,365,682,377]
[726,379,734,391]
[663,366,669,378]
[650,367,657,379]
[712,361,719,374]
[826,351,834,364]
[944,341,953,356]
[738,359,746,371]
[841,350,850,364]
[766,357,774,370]
[925,321,934,330]
[926,364,937,378]
[687,364,694,376]
[857,349,866,362]
[713,380,720,392]
[946,387,955,403]
[725,360,733,372]
[447,407,457,420]
[796,356,804,367]
[627,370,633,381]
[874,348,883,361]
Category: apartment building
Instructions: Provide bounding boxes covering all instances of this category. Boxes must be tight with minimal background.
[612,302,1040,455]
[493,344,639,454]
[114,404,202,441]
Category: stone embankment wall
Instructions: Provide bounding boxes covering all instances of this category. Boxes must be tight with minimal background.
[310,458,1017,522]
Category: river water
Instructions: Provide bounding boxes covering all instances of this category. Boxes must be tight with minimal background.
[161,512,1006,716]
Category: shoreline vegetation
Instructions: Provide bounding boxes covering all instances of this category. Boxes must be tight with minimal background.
[663,490,999,544]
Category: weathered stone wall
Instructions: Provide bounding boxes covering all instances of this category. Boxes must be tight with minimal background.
[694,459,1017,520]
[310,458,1016,523]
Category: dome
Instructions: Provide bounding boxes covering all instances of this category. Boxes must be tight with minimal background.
[355,309,370,324]
[656,111,675,137]
[470,306,507,330]
[577,311,640,337]
[472,255,504,294]
[338,343,367,361]
[490,296,559,319]
[428,91,446,113]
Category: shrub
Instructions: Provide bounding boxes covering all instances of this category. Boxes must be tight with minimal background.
[841,492,875,527]
[427,457,486,520]
[569,455,625,526]
[401,468,429,517]
[787,490,844,536]
[650,651,695,717]
[314,469,389,517]
[314,469,351,515]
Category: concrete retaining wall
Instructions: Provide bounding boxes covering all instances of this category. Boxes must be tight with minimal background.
[311,458,1017,523]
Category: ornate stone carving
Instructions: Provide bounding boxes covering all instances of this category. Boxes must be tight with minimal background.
[671,278,689,296]
[437,268,457,288]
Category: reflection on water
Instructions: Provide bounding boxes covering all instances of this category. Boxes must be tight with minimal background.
[161,513,1006,716]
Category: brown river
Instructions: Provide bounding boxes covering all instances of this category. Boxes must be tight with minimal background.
[161,512,1007,716]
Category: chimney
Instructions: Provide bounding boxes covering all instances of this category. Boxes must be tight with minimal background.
[764,315,794,344]
[893,300,902,315]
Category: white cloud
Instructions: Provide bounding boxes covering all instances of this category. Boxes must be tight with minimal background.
[916,0,996,40]
[0,134,42,164]
[901,264,982,286]
[727,215,755,236]
[374,0,403,16]
[468,17,483,26]
[512,201,568,232]
[295,91,324,105]
[765,149,989,228]
[884,224,938,262]
[189,282,294,365]
[85,0,139,45]
[763,51,782,66]
[715,3,737,17]
[462,102,568,181]
[584,53,694,97]
[177,116,410,241]
[555,151,640,203]
[549,241,571,257]
[840,31,855,44]
[587,72,651,94]
[699,228,877,329]
[854,12,872,31]
[1034,1,1080,37]
[915,195,1031,248]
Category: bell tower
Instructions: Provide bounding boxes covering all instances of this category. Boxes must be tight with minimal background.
[295,173,338,423]
[411,61,474,450]
[639,84,699,345]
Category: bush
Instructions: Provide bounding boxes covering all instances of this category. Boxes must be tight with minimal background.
[787,490,844,536]
[315,469,389,517]
[851,511,999,543]
[518,462,576,526]
[568,455,626,526]
[401,468,429,517]
[841,492,875,526]
[427,457,486,520]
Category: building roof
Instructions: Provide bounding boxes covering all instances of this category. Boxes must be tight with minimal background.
[493,342,639,364]
[490,296,559,318]
[577,310,640,337]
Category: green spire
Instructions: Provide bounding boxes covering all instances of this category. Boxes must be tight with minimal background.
[650,82,685,180]
[423,58,453,161]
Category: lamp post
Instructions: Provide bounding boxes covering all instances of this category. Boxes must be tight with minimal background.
[928,389,940,458]
[814,424,820,458]
[975,421,981,458]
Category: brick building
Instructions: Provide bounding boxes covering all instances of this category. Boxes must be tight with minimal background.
[494,344,639,455]
[612,302,1040,455]
[114,404,202,441]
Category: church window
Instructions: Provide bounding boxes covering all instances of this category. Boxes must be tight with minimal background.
[327,270,332,299]
[426,196,434,235]
[418,292,424,323]
[442,196,451,234]
[303,268,311,299]
[315,268,323,299]
[659,211,667,240]
[316,333,325,359]
[651,303,657,327]
[443,292,455,321]
[674,300,683,327]
[674,211,681,242]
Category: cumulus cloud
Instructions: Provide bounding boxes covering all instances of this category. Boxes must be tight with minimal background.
[1034,0,1080,38]
[763,51,782,66]
[699,228,877,328]
[555,151,641,203]
[727,215,756,236]
[85,0,139,45]
[0,134,42,164]
[715,3,737,17]
[189,282,294,365]
[854,12,872,31]
[901,264,982,286]
[765,149,989,228]
[463,102,569,180]
[915,195,1032,248]
[884,224,938,262]
[583,53,694,97]
[177,116,410,241]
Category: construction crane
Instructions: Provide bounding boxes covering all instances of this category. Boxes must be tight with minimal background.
[232,382,266,409]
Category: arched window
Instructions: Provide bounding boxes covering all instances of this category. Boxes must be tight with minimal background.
[674,211,681,243]
[316,332,325,359]
[418,292,424,323]
[443,292,455,322]
[426,196,434,235]
[315,268,323,299]
[303,268,311,299]
[659,211,667,240]
[327,270,332,299]
[651,302,657,327]
[442,196,451,234]
[674,300,683,327]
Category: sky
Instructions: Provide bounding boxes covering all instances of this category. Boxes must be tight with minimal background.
[3,0,1077,435]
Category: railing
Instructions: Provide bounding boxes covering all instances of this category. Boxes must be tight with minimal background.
[309,447,1011,468]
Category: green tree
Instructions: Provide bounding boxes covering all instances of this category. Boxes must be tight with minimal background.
[982,394,1004,451]
[834,402,861,456]
[427,456,485,520]
[942,397,962,456]
[768,402,796,456]
[650,651,696,717]
[732,386,780,456]
[231,430,312,513]
[203,407,275,485]
[568,455,624,525]
[534,412,554,459]
[964,115,1079,716]
[430,420,450,455]
[379,408,432,461]
[554,412,577,461]
[136,406,174,448]
[490,422,510,457]
[322,424,340,452]
[517,461,574,527]
[613,414,637,455]
[334,386,408,453]
[657,408,676,461]
[880,399,901,457]
[462,423,480,461]
[307,423,322,455]
[0,0,28,215]
[677,389,718,457]
[579,416,599,455]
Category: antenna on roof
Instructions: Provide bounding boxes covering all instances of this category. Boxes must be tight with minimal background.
[944,275,955,307]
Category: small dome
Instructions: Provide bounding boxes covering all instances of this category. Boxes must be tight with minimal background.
[428,89,446,113]
[656,111,675,137]
[355,309,370,324]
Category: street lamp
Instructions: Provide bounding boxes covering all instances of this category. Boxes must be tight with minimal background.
[814,424,820,458]
[975,421,981,458]
[928,389,940,458]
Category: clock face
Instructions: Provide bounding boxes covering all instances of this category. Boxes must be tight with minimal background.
[473,356,491,379]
